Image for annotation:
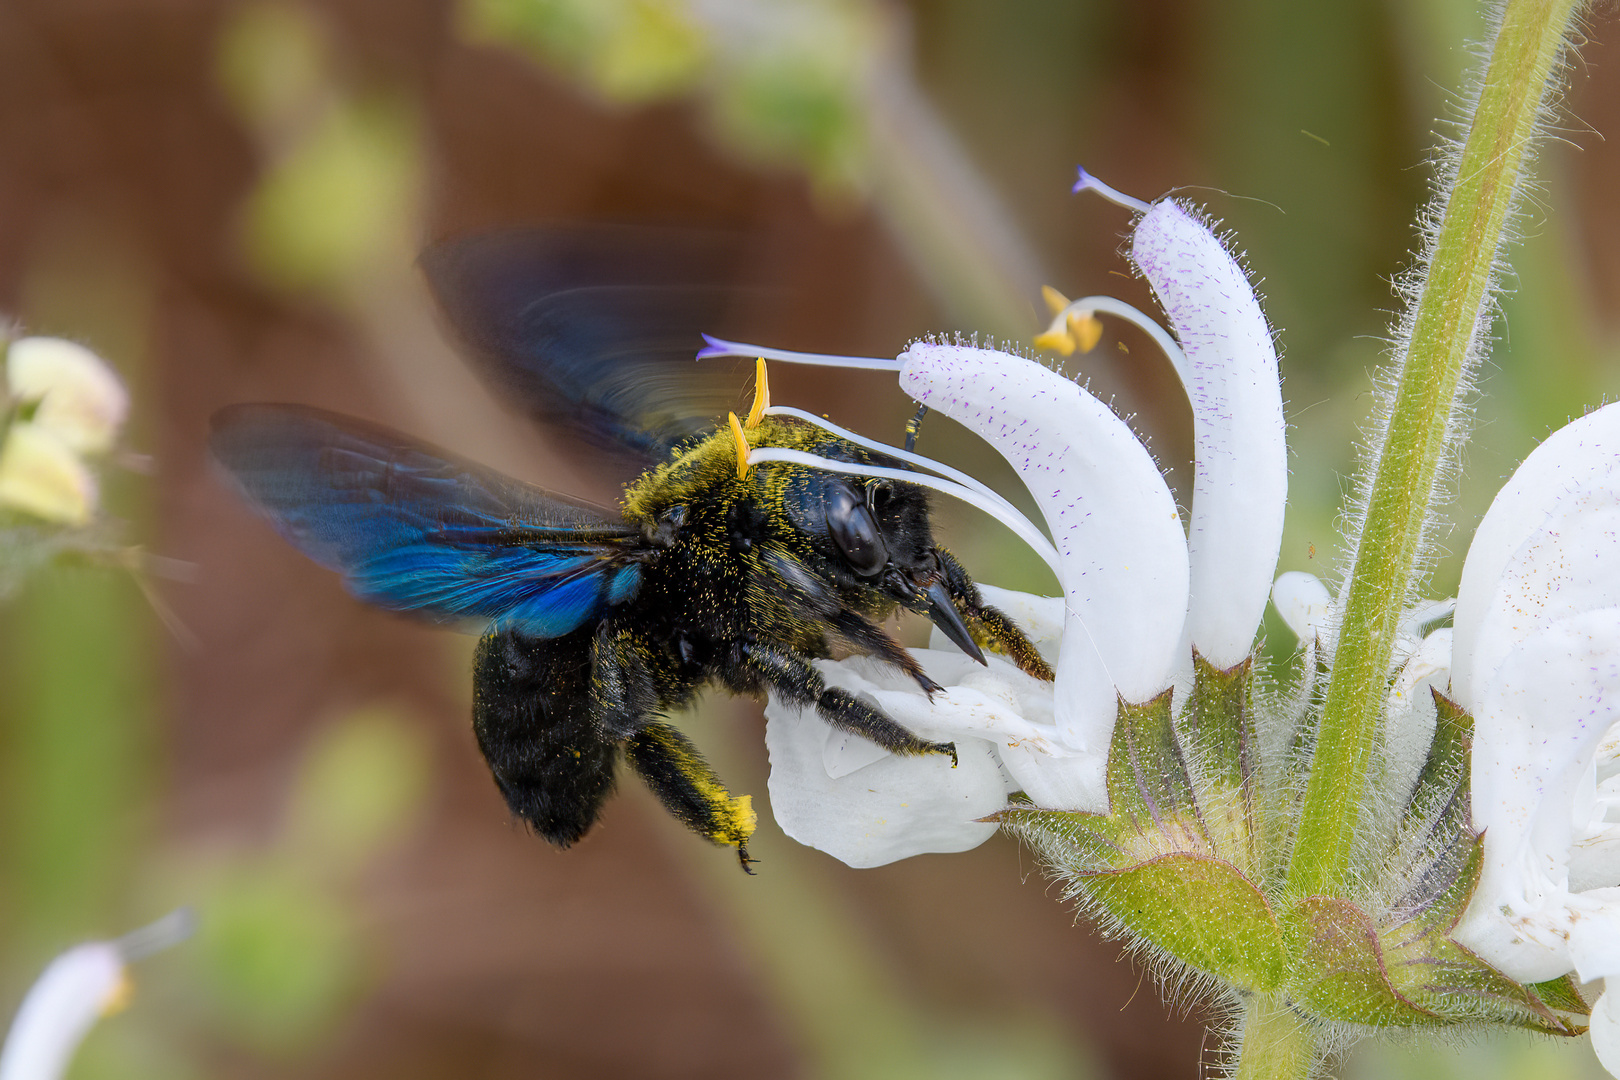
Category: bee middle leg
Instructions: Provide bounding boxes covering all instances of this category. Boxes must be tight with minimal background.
[624,722,758,872]
[743,642,957,766]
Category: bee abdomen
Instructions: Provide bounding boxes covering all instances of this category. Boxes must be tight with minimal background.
[472,629,617,847]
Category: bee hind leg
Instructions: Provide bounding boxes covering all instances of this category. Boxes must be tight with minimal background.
[743,642,957,767]
[934,548,1055,682]
[624,721,759,872]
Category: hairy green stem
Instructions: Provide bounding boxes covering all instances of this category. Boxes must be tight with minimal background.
[1286,0,1584,899]
[1233,997,1314,1080]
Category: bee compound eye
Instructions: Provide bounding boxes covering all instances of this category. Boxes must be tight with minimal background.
[827,483,888,577]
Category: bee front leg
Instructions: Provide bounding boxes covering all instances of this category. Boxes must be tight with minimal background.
[934,548,1055,682]
[826,610,942,696]
[624,722,759,872]
[742,642,958,766]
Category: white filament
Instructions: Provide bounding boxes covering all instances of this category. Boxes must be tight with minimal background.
[745,447,1063,579]
[1043,296,1189,384]
[761,405,1033,529]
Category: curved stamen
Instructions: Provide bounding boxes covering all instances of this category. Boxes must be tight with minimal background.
[745,447,1063,580]
[762,405,1034,530]
[1072,167,1152,214]
[696,334,901,370]
[1040,296,1189,383]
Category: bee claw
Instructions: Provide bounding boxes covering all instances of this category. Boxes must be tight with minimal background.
[738,846,759,874]
[932,740,959,768]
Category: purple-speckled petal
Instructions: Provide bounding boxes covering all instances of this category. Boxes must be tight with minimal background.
[1455,608,1620,982]
[897,344,1189,764]
[1453,401,1620,706]
[1131,201,1285,669]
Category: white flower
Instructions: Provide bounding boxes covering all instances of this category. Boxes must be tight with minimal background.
[1421,401,1620,1073]
[0,422,98,525]
[707,187,1288,866]
[0,337,126,525]
[0,910,192,1080]
[6,338,127,454]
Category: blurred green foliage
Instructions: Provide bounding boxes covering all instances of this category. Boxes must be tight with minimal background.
[462,0,877,190]
[467,0,709,103]
[222,1,424,295]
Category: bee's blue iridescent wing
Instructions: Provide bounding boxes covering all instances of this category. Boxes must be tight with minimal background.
[211,404,646,638]
[422,227,759,469]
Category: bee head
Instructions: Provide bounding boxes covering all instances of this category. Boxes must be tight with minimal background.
[792,465,985,659]
[820,475,930,579]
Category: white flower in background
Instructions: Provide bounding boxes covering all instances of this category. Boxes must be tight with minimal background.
[1273,401,1620,1075]
[7,338,128,454]
[0,910,192,1080]
[0,336,127,525]
[705,173,1288,867]
[1430,402,1620,1073]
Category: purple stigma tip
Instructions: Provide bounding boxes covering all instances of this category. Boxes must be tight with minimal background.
[695,333,727,360]
[1072,166,1095,194]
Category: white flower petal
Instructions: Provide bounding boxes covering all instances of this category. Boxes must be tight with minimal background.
[1384,627,1451,809]
[898,344,1189,765]
[1131,201,1286,669]
[763,660,1009,868]
[1592,986,1620,1079]
[1456,608,1620,981]
[1463,487,1620,725]
[1572,827,1620,894]
[1271,571,1332,644]
[1453,401,1620,706]
[0,944,125,1080]
[6,337,128,454]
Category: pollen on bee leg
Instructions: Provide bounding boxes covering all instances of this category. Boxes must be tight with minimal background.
[728,412,750,480]
[745,358,770,428]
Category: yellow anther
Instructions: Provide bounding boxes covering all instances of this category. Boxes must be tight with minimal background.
[100,971,134,1016]
[1033,328,1077,356]
[728,412,750,480]
[1068,310,1104,353]
[745,357,770,428]
[1041,284,1071,316]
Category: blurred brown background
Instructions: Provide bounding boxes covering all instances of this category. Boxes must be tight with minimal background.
[0,1,1617,1078]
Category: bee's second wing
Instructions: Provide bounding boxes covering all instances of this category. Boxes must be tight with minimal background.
[422,227,759,470]
[211,404,647,638]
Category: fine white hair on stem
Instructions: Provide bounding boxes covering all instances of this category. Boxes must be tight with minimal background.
[1129,199,1287,670]
[1333,1,1580,620]
[746,447,1063,579]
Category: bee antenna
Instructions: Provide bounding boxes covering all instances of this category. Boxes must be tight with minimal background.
[903,404,929,453]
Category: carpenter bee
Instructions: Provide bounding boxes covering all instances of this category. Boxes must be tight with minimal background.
[211,229,1053,870]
